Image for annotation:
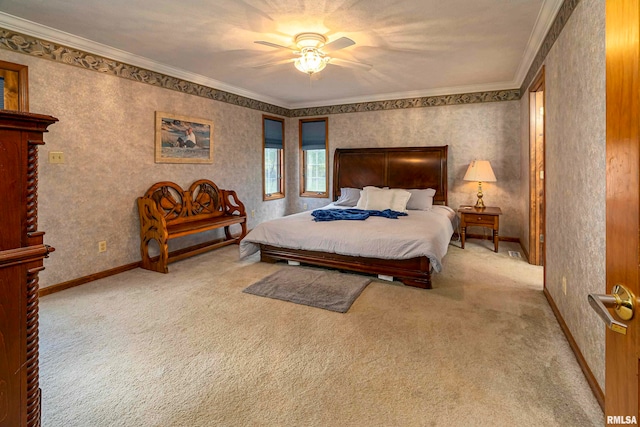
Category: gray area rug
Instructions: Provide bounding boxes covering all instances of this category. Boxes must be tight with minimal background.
[243,267,371,313]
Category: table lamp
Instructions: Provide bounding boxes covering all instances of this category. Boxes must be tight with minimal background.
[463,160,496,209]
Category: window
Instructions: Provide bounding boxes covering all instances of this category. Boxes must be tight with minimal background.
[299,118,328,198]
[263,115,284,200]
[0,60,29,112]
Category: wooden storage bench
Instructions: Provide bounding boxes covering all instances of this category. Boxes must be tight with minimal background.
[137,179,247,273]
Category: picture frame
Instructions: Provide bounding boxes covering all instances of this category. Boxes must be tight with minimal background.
[155,111,214,164]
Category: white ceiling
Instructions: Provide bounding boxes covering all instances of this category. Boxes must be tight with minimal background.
[0,0,562,109]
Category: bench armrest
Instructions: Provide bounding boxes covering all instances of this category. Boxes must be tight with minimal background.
[137,197,169,240]
[222,190,246,217]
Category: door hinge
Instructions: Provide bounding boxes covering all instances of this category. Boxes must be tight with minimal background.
[540,234,544,243]
[540,170,544,180]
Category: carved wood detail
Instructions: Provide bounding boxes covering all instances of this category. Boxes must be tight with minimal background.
[138,179,247,274]
[25,267,43,427]
[0,110,57,427]
[25,144,39,235]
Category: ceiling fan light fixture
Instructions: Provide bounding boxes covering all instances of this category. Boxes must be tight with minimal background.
[254,32,363,75]
[294,47,328,75]
[294,32,327,49]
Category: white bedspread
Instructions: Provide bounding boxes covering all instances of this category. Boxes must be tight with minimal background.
[239,205,456,273]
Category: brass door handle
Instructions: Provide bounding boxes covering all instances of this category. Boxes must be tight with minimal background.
[588,284,635,335]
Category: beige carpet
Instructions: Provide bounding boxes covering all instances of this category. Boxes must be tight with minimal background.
[39,240,604,426]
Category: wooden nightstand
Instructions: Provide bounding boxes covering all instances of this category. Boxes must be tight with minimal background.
[458,206,503,252]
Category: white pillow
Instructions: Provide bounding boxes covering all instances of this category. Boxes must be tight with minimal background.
[406,188,436,210]
[355,186,381,209]
[364,188,395,211]
[334,187,361,207]
[355,190,366,209]
[357,187,412,212]
[389,189,412,213]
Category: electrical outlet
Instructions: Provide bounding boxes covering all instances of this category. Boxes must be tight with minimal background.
[98,240,107,253]
[562,276,567,295]
[303,203,308,210]
[49,151,65,164]
[251,210,255,218]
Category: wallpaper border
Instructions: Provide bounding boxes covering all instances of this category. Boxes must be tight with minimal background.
[289,90,520,117]
[0,28,290,117]
[520,0,581,93]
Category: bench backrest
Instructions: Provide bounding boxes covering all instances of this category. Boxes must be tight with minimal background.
[141,179,229,226]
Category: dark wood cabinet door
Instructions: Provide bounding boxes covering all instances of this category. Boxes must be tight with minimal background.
[0,111,57,427]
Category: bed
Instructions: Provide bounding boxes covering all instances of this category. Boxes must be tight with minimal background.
[240,146,453,289]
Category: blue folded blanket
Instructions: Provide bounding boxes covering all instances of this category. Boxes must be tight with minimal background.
[311,208,408,222]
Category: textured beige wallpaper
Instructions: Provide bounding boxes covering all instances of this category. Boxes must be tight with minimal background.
[287,102,523,239]
[2,42,523,288]
[537,0,606,388]
[0,49,287,287]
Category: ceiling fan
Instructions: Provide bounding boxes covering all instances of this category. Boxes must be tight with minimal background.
[253,32,372,75]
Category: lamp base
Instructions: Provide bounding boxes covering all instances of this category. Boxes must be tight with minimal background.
[475,182,486,209]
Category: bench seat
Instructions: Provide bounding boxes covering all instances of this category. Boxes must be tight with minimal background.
[137,179,247,273]
[166,215,246,240]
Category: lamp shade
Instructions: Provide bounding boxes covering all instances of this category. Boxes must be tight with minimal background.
[463,160,496,182]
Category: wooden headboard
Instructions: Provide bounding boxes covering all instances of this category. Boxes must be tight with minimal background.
[332,146,448,205]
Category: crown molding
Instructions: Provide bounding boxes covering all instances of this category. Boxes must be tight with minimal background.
[0,12,289,109]
[520,0,582,94]
[512,0,564,86]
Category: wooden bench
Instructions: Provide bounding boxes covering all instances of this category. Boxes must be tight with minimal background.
[137,179,247,273]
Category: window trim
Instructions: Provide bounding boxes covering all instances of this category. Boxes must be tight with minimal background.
[0,60,29,112]
[262,115,285,201]
[299,117,329,198]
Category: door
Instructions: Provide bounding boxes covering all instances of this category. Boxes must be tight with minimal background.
[602,0,640,422]
[529,68,545,266]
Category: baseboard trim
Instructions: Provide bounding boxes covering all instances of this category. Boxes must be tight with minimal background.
[39,261,141,297]
[520,241,531,263]
[464,233,520,243]
[543,287,605,410]
[38,238,234,297]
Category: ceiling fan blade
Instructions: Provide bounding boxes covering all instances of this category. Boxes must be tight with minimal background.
[252,58,296,69]
[254,40,297,51]
[321,37,355,54]
[329,57,372,71]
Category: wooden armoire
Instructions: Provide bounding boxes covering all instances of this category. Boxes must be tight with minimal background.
[0,110,58,427]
